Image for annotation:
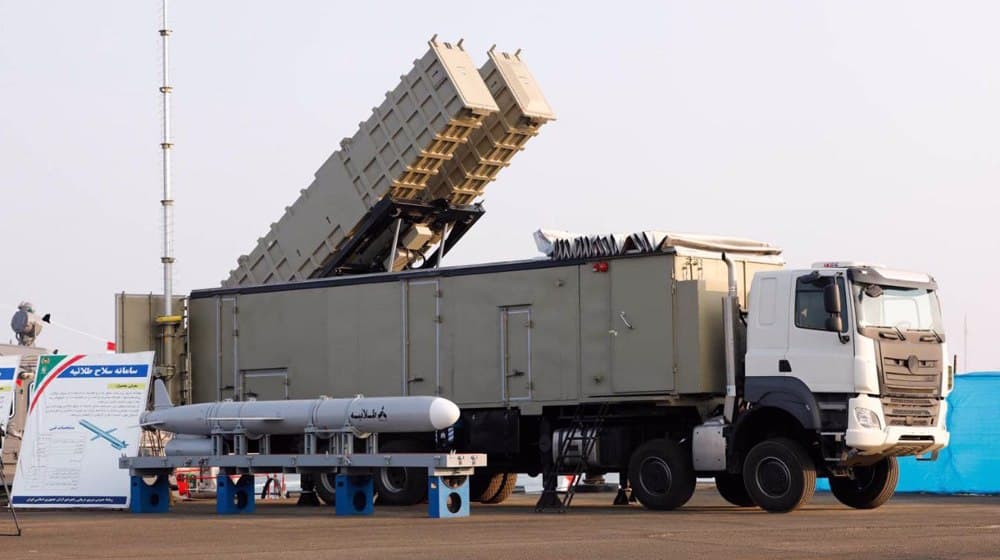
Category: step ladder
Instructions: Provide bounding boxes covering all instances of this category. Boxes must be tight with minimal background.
[0,435,22,536]
[535,402,610,513]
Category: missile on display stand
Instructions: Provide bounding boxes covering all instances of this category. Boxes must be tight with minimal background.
[141,380,461,455]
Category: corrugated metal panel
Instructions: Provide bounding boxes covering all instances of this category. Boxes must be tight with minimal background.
[534,229,783,261]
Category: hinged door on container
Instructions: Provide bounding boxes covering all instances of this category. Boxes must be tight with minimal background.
[215,296,238,401]
[608,257,675,394]
[403,280,440,396]
[500,306,532,401]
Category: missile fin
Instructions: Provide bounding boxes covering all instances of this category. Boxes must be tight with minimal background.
[152,378,174,410]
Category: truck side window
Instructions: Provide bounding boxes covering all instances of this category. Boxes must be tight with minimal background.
[794,276,847,332]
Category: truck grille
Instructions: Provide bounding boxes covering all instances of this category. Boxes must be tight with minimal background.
[884,443,934,456]
[881,355,942,397]
[881,396,940,427]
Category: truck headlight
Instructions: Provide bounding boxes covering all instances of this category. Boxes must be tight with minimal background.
[854,407,882,430]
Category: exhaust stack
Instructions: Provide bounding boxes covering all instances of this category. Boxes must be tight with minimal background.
[722,253,739,423]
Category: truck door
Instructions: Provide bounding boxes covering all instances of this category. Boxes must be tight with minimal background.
[403,279,440,396]
[500,306,532,401]
[784,274,855,393]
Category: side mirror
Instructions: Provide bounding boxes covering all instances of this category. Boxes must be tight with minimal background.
[825,315,843,333]
[823,283,842,314]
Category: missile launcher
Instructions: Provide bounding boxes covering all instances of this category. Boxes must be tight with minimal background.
[223,38,553,286]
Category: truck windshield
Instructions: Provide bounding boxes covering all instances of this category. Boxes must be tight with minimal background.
[853,284,943,332]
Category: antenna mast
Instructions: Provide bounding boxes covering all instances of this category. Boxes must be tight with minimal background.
[159,0,174,316]
[155,0,185,403]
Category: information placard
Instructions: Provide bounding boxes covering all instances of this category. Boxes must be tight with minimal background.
[0,355,19,434]
[11,351,154,508]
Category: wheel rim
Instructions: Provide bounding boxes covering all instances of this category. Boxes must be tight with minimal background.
[637,457,673,496]
[755,456,792,499]
[381,467,408,493]
[849,465,877,492]
[317,473,336,494]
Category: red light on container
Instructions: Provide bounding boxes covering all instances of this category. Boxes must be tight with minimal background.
[592,261,609,273]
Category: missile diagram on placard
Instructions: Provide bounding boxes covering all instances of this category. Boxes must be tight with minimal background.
[79,419,129,451]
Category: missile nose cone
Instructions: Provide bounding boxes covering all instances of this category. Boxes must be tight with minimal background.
[428,397,460,430]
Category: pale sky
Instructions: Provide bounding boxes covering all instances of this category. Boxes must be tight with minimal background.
[1,1,996,371]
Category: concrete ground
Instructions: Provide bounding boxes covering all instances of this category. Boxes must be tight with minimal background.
[3,488,998,559]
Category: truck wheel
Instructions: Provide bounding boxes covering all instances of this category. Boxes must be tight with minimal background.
[313,472,337,505]
[374,439,427,506]
[714,472,755,507]
[742,437,816,513]
[627,439,696,511]
[470,470,495,502]
[829,457,898,509]
[479,472,518,504]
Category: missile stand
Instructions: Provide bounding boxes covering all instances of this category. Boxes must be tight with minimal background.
[120,427,486,519]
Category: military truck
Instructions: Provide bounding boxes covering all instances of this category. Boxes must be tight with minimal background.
[125,39,951,512]
[186,237,951,512]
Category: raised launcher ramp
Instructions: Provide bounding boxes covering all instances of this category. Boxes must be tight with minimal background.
[224,39,554,287]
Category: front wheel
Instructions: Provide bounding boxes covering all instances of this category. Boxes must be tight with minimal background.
[715,472,755,507]
[742,437,816,513]
[829,457,899,509]
[627,439,696,511]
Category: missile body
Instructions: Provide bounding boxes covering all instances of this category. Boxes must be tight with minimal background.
[142,380,461,440]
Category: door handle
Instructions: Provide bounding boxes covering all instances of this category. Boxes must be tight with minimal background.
[619,311,634,330]
[778,360,792,373]
[407,377,425,383]
[507,369,525,378]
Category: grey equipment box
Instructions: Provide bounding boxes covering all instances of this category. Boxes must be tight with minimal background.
[190,250,781,414]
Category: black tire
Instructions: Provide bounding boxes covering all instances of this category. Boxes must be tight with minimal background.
[479,472,518,504]
[829,457,899,509]
[743,437,816,513]
[374,439,428,506]
[469,470,495,502]
[313,472,337,505]
[296,473,322,506]
[627,439,696,511]
[715,472,755,507]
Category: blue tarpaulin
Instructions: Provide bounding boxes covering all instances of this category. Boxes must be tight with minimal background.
[819,372,1000,494]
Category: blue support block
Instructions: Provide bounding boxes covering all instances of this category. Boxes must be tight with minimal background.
[130,474,170,513]
[216,474,256,515]
[428,475,470,518]
[335,474,374,516]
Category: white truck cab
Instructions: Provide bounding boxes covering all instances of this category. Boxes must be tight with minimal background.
[716,261,951,512]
